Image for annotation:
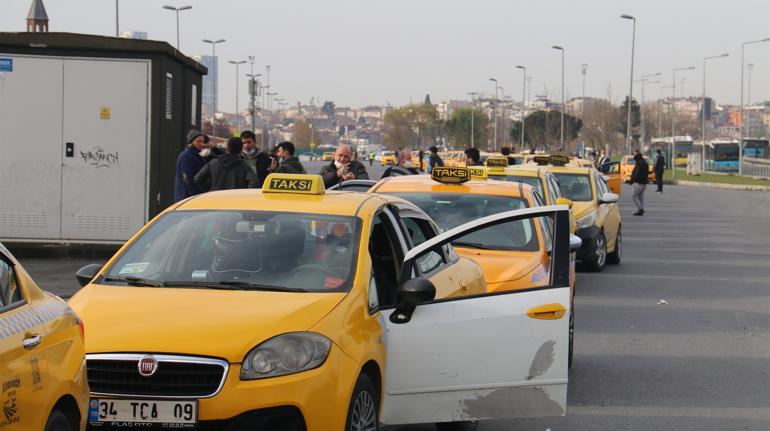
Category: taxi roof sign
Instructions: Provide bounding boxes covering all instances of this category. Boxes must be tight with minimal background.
[533,154,570,166]
[262,174,326,195]
[485,157,509,168]
[431,167,470,184]
[467,166,488,180]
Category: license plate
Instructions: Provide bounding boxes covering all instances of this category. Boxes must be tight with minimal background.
[88,398,197,424]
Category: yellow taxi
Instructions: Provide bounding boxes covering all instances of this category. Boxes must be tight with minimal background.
[322,151,335,162]
[443,150,466,167]
[69,173,574,430]
[619,155,655,182]
[530,157,623,272]
[410,151,427,171]
[0,243,88,431]
[379,150,396,166]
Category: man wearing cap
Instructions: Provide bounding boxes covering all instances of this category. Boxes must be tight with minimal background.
[174,129,210,202]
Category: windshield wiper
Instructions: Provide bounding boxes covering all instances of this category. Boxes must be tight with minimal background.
[101,276,164,287]
[451,241,494,250]
[162,280,306,292]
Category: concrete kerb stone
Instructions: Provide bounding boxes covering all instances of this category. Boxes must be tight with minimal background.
[663,179,770,191]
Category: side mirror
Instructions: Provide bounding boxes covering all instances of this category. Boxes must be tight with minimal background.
[390,277,436,324]
[76,264,103,287]
[569,234,583,252]
[600,192,619,204]
[555,197,573,208]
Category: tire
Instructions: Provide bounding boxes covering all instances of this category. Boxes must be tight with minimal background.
[583,232,607,272]
[568,308,575,369]
[345,374,379,431]
[607,227,622,265]
[44,409,72,431]
[436,421,479,431]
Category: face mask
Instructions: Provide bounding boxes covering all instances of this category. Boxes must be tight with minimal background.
[244,148,257,157]
[199,148,211,158]
[334,160,348,169]
[403,160,413,168]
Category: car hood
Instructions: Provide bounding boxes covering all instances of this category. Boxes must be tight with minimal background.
[571,201,596,220]
[455,248,545,285]
[69,285,347,363]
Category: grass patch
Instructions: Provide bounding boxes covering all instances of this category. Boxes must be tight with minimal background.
[665,169,770,186]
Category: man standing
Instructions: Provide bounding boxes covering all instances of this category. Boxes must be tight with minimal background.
[464,147,481,166]
[427,146,444,173]
[241,130,271,188]
[273,141,306,174]
[653,149,665,193]
[174,129,210,202]
[319,144,370,188]
[368,152,375,167]
[596,150,610,167]
[500,147,517,165]
[630,151,649,216]
[194,137,258,192]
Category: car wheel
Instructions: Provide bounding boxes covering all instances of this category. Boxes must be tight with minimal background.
[568,308,575,369]
[44,409,72,431]
[346,373,379,431]
[584,233,607,272]
[436,421,479,431]
[607,227,622,264]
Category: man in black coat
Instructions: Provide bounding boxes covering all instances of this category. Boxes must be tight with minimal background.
[174,129,210,202]
[653,149,665,193]
[240,130,272,188]
[319,144,370,188]
[272,141,306,174]
[194,137,258,192]
[630,151,649,216]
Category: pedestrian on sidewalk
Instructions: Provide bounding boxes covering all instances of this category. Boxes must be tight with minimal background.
[319,144,369,188]
[630,152,649,216]
[174,129,210,202]
[194,137,258,192]
[654,149,665,193]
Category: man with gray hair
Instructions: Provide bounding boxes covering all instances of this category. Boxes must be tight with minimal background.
[319,144,369,188]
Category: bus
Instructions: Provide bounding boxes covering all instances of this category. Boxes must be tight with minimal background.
[695,138,740,172]
[743,138,769,159]
[649,136,694,169]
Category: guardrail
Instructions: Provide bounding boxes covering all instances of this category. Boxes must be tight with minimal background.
[742,157,770,178]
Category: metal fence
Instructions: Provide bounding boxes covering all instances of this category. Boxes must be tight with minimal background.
[742,158,770,178]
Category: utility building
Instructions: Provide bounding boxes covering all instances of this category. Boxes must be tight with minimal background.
[0,32,207,243]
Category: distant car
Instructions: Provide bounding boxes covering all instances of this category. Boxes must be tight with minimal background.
[380,150,396,166]
[322,151,335,161]
[0,242,88,431]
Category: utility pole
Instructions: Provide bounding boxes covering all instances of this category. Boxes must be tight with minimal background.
[621,14,637,154]
[489,78,498,151]
[552,45,565,151]
[115,0,119,37]
[672,66,695,178]
[702,53,729,171]
[516,66,527,153]
[228,60,246,131]
[467,92,479,148]
[162,5,192,50]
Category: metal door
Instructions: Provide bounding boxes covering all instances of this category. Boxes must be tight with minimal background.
[61,59,150,241]
[0,55,63,240]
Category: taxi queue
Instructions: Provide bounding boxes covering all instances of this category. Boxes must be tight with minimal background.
[1,153,622,431]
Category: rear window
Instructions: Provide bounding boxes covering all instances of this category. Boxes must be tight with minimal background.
[492,175,544,197]
[553,173,593,202]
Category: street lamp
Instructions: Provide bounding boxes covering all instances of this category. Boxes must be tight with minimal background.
[701,53,729,171]
[516,65,527,153]
[162,5,192,50]
[467,92,478,148]
[489,78,498,150]
[246,72,261,131]
[202,39,225,114]
[739,37,770,176]
[552,45,565,151]
[228,60,246,131]
[115,0,119,37]
[659,84,674,139]
[621,14,636,154]
[267,91,278,147]
[581,64,587,120]
[637,72,661,151]
[498,86,506,147]
[672,66,695,178]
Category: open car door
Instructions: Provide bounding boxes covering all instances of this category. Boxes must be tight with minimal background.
[379,205,571,426]
[598,162,622,195]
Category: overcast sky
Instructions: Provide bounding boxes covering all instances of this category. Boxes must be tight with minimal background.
[2,0,769,111]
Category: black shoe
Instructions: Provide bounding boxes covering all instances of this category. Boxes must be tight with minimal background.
[633,210,644,216]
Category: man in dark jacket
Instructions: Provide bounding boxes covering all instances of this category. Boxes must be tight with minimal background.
[273,141,306,174]
[195,137,258,192]
[464,147,481,166]
[427,146,444,173]
[240,130,271,187]
[174,129,210,202]
[319,144,369,188]
[500,147,517,166]
[653,149,665,193]
[630,151,649,216]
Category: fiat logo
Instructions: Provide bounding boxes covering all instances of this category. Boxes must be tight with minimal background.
[138,355,158,377]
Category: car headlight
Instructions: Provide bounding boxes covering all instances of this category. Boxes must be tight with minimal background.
[576,212,596,229]
[241,332,332,380]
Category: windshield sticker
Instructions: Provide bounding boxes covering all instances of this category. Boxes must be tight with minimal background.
[119,263,150,275]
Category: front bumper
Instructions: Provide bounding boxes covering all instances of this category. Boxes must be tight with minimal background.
[575,225,601,262]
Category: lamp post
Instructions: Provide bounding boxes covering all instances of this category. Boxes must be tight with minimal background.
[516,66,527,153]
[228,60,246,131]
[162,5,192,50]
[621,14,636,154]
[637,72,661,151]
[246,72,261,131]
[115,0,119,37]
[202,39,225,114]
[672,66,695,179]
[489,78,498,151]
[659,84,673,139]
[267,91,278,147]
[739,38,770,176]
[701,53,729,171]
[581,64,587,120]
[552,45,565,151]
[498,86,506,148]
[467,92,478,148]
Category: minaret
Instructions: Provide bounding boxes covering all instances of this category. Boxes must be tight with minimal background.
[26,0,49,33]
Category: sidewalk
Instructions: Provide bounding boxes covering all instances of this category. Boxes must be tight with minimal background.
[663,170,770,191]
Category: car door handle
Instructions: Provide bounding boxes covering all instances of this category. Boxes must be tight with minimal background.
[527,304,566,320]
[23,334,42,350]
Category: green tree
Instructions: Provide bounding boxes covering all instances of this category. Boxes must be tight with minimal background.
[445,108,489,149]
[383,104,443,149]
[512,110,582,152]
[619,96,641,136]
[292,119,313,149]
[321,101,336,117]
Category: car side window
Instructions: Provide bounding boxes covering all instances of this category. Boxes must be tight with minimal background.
[368,212,405,309]
[595,173,610,197]
[549,176,563,199]
[0,257,22,307]
[546,178,559,204]
[401,217,446,275]
[532,194,553,252]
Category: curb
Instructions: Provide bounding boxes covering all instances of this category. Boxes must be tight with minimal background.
[665,179,770,191]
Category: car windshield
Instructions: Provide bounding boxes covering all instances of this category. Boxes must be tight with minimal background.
[101,211,360,292]
[553,173,593,202]
[392,193,539,252]
[490,175,544,196]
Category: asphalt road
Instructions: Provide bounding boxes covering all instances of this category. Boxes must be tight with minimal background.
[8,161,770,430]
